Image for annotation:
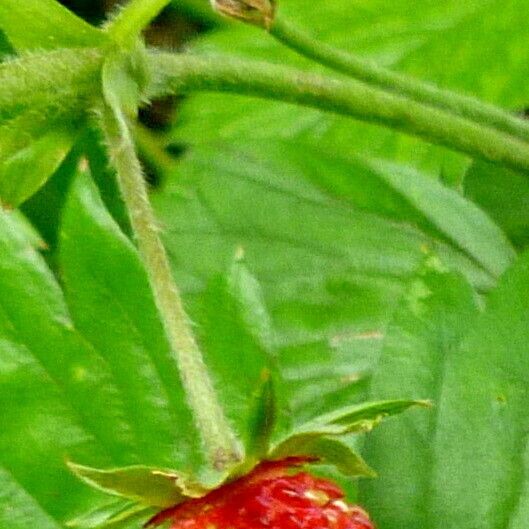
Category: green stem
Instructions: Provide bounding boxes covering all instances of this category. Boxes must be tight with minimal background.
[106,0,172,46]
[270,18,529,143]
[148,52,529,174]
[100,103,243,470]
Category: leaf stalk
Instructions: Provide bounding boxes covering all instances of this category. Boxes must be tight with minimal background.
[269,17,529,143]
[148,52,529,174]
[100,102,243,470]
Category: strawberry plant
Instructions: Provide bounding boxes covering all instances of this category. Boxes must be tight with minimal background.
[1,1,529,528]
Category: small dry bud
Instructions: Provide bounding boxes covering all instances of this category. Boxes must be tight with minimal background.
[211,0,276,30]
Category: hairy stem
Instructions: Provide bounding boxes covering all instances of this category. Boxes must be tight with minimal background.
[270,18,529,143]
[101,103,242,470]
[106,0,172,45]
[148,52,529,174]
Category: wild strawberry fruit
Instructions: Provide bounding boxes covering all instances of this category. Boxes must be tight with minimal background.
[146,458,374,529]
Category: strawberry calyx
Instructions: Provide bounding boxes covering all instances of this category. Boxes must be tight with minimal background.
[146,457,374,529]
[68,399,426,528]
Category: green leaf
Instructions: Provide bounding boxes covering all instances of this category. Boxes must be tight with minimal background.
[21,144,80,251]
[0,159,223,527]
[464,161,529,249]
[59,170,204,472]
[359,270,480,528]
[20,126,131,260]
[152,138,513,435]
[357,158,515,279]
[0,124,79,207]
[152,140,503,350]
[218,260,292,446]
[194,257,271,451]
[6,208,46,250]
[0,50,102,211]
[360,258,529,529]
[424,250,529,529]
[0,105,71,155]
[225,254,275,351]
[0,0,106,51]
[0,209,136,522]
[171,0,529,178]
[0,48,103,123]
[271,436,376,478]
[84,126,132,237]
[68,463,200,508]
[0,465,63,529]
[275,335,377,426]
[66,500,151,529]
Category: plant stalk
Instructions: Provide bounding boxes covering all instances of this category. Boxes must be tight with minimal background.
[269,18,529,143]
[148,52,529,174]
[100,103,242,470]
[106,0,172,46]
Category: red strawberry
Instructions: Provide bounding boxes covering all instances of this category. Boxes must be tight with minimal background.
[146,458,374,529]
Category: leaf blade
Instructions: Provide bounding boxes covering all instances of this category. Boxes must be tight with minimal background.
[0,0,105,51]
[59,170,204,471]
[359,270,480,528]
[0,125,79,208]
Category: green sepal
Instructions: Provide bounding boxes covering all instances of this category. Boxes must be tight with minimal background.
[271,436,376,478]
[66,500,152,528]
[261,399,428,479]
[68,463,208,508]
[227,433,378,485]
[296,399,431,436]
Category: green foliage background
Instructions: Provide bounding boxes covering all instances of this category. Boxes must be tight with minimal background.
[1,1,529,529]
